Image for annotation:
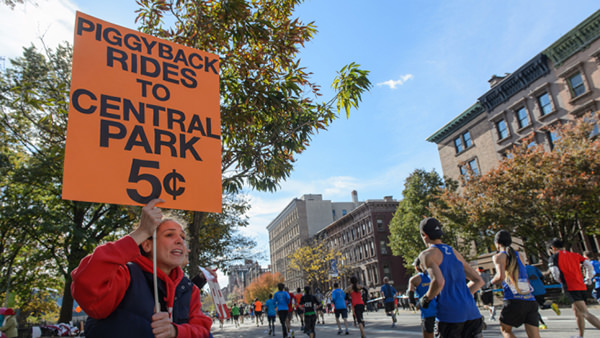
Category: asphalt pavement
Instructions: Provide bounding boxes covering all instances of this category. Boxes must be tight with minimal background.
[211,304,600,338]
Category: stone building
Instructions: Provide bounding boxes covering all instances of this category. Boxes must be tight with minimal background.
[427,9,600,254]
[266,193,357,290]
[224,259,270,299]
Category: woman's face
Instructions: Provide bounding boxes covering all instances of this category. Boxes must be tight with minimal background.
[145,220,187,275]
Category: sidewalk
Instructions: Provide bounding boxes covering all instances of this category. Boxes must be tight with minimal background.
[211,304,600,337]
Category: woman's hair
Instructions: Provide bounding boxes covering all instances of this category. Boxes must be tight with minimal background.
[350,276,359,293]
[495,230,526,294]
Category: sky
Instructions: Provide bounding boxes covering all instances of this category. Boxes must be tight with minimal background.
[2,0,600,286]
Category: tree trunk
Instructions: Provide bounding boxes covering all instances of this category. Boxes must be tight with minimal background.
[58,276,73,324]
[189,211,207,278]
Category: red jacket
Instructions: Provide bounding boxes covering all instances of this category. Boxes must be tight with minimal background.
[71,235,212,337]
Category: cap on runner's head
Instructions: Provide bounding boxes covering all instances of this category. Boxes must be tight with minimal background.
[419,217,443,240]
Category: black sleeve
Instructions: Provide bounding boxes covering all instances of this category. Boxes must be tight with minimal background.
[191,273,207,289]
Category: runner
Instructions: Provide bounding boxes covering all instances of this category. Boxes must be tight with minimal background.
[294,287,305,331]
[345,277,366,338]
[491,230,540,338]
[265,294,277,336]
[477,267,496,321]
[549,238,600,338]
[525,263,560,330]
[331,282,350,335]
[274,283,291,338]
[239,303,245,324]
[409,257,437,338]
[230,303,240,328]
[380,276,397,327]
[314,288,325,324]
[583,251,600,304]
[300,286,319,338]
[286,287,294,337]
[417,217,484,338]
[254,298,264,327]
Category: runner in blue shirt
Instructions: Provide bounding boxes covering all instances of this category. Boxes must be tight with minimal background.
[409,257,437,338]
[265,293,277,336]
[491,230,539,338]
[584,251,600,304]
[417,217,484,338]
[274,283,291,338]
[380,276,398,327]
[526,263,560,330]
[331,283,349,335]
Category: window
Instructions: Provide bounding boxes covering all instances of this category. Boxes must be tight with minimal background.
[496,119,508,139]
[454,137,464,153]
[460,159,479,179]
[468,159,479,176]
[547,131,559,150]
[569,72,586,97]
[370,241,374,256]
[463,131,472,148]
[383,264,391,279]
[538,92,552,116]
[453,131,473,154]
[516,107,530,128]
[377,219,384,231]
[342,209,347,216]
[380,240,388,255]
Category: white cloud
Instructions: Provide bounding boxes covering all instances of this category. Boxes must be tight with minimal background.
[0,0,78,60]
[377,74,414,89]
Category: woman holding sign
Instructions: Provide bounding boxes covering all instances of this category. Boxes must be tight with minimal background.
[71,199,212,337]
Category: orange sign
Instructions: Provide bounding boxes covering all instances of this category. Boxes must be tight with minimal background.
[62,12,221,212]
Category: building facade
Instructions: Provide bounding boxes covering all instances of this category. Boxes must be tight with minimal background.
[427,9,600,253]
[266,193,357,290]
[225,259,270,299]
[315,196,406,298]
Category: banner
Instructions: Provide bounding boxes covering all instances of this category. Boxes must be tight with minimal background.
[200,267,230,320]
[62,12,222,212]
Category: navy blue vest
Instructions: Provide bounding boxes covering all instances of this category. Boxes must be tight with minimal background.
[85,262,193,338]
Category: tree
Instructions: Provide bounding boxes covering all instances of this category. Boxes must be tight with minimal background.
[435,117,600,262]
[288,240,342,290]
[388,169,455,268]
[243,272,283,303]
[135,0,372,277]
[0,44,138,323]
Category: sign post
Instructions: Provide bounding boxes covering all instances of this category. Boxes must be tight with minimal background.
[62,12,222,213]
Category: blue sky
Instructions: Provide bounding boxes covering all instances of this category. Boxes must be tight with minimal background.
[2,0,599,283]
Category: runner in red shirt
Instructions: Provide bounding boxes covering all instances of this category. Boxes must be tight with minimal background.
[548,238,600,338]
[294,288,305,331]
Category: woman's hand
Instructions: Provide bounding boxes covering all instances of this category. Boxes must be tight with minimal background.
[151,312,177,338]
[130,198,165,245]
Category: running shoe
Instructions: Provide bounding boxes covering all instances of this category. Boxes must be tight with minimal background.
[551,303,561,316]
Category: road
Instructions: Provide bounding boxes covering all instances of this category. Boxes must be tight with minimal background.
[211,304,600,338]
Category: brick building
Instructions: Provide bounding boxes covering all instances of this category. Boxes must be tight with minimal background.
[427,9,600,254]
